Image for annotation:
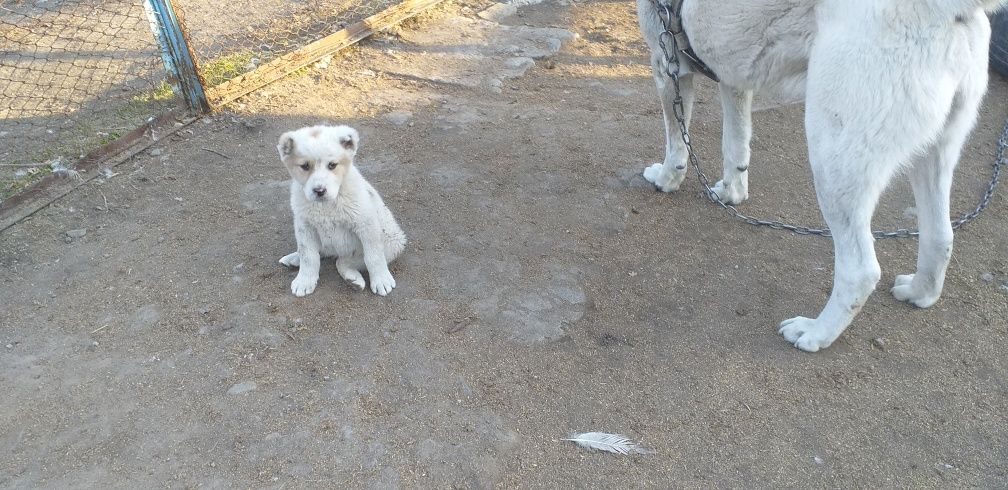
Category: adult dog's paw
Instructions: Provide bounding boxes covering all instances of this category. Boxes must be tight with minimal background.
[890,273,940,308]
[291,274,317,297]
[709,179,748,205]
[778,316,836,353]
[369,270,396,297]
[643,163,686,193]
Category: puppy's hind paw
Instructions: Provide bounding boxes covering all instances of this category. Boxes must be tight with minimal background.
[369,271,396,297]
[341,270,366,291]
[279,252,300,268]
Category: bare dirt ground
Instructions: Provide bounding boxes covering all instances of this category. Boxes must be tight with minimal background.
[2,0,1008,487]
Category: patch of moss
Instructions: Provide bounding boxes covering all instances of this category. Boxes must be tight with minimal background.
[200,51,256,87]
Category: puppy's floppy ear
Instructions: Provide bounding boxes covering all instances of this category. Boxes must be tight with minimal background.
[277,132,295,159]
[337,127,360,153]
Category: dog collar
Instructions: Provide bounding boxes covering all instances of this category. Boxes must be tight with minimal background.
[651,0,720,82]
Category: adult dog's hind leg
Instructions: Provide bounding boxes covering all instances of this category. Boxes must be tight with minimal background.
[643,61,695,192]
[710,85,753,205]
[892,76,987,307]
[779,177,885,352]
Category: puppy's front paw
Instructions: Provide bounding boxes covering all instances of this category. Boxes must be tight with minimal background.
[291,274,317,297]
[643,162,686,192]
[369,271,396,296]
[279,252,300,268]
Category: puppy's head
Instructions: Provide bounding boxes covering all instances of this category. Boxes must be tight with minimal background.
[277,125,359,203]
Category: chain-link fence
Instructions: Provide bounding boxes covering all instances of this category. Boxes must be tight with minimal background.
[1,0,180,199]
[172,0,400,89]
[1,0,439,205]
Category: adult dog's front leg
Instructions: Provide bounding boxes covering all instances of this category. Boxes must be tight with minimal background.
[779,164,885,351]
[778,58,890,351]
[643,55,695,192]
[357,226,396,296]
[779,214,881,352]
[709,85,752,205]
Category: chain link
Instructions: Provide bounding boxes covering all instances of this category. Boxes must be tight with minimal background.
[654,1,1005,239]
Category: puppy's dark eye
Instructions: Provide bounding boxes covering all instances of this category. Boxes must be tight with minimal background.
[299,163,310,171]
[327,161,338,170]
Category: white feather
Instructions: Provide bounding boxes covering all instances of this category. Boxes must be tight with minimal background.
[562,432,652,455]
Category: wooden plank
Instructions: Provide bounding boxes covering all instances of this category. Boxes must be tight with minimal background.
[206,0,445,109]
[0,110,196,233]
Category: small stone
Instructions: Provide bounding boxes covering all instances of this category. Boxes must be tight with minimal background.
[871,337,887,351]
[5,344,12,349]
[813,456,824,465]
[149,148,162,157]
[478,3,518,22]
[65,229,86,241]
[980,272,994,282]
[314,54,332,70]
[384,111,413,126]
[227,381,257,395]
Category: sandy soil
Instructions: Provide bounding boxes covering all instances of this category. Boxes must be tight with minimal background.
[2,1,1007,487]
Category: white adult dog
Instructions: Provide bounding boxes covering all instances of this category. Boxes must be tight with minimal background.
[638,0,1006,351]
[277,125,407,297]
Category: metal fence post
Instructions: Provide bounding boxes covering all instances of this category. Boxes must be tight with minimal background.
[143,0,209,113]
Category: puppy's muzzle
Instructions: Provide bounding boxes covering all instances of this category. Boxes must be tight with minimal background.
[312,186,327,199]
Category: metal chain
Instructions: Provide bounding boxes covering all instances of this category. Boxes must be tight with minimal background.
[654,1,1006,239]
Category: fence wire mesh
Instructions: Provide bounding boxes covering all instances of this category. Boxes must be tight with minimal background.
[1,0,419,204]
[1,0,180,199]
[172,0,401,89]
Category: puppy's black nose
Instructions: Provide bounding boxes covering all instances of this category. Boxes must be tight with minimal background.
[312,186,326,197]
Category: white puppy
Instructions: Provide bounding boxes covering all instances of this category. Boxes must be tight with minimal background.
[276,125,406,297]
[638,0,1007,351]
